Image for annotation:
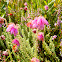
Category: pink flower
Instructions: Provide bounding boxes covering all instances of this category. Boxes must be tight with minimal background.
[32,17,38,24]
[38,16,48,25]
[27,16,49,30]
[20,7,23,10]
[37,32,44,41]
[52,35,57,40]
[37,24,44,30]
[44,5,48,10]
[32,17,38,29]
[47,24,50,29]
[0,35,5,40]
[10,27,18,36]
[6,23,18,36]
[54,23,58,27]
[12,39,20,46]
[24,2,27,6]
[24,6,27,11]
[35,16,48,30]
[0,17,5,24]
[57,17,61,26]
[31,57,40,62]
[6,23,15,32]
[61,21,62,23]
[2,51,8,56]
[53,35,57,38]
[0,24,2,27]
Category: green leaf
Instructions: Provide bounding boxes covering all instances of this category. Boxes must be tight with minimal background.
[44,1,47,5]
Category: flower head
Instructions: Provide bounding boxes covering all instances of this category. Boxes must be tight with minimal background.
[37,16,48,25]
[54,23,58,27]
[6,23,15,32]
[37,16,48,30]
[20,7,23,10]
[10,27,18,36]
[24,6,27,11]
[32,17,38,29]
[24,2,27,6]
[44,5,48,10]
[31,57,40,62]
[52,35,57,40]
[37,32,44,41]
[2,51,8,56]
[61,21,62,23]
[0,35,5,40]
[27,16,49,30]
[12,39,20,46]
[6,23,18,36]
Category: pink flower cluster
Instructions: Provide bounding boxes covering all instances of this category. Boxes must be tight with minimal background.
[27,16,49,30]
[12,39,20,46]
[31,57,40,62]
[6,23,18,36]
[37,32,44,41]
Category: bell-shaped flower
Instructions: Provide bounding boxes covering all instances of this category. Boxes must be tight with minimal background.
[12,39,20,46]
[37,32,44,41]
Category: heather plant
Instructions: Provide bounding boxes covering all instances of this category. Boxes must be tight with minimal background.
[0,0,62,62]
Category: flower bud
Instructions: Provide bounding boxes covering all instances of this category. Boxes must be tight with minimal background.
[0,35,5,40]
[54,23,58,27]
[24,6,27,11]
[32,29,36,33]
[52,35,57,40]
[24,2,27,6]
[44,5,48,10]
[20,7,23,10]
